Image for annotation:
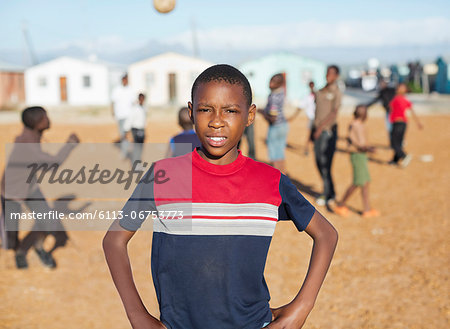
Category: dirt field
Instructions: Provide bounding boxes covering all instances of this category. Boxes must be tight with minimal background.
[0,111,448,329]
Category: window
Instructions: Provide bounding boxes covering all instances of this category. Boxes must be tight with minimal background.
[38,77,47,87]
[83,75,91,88]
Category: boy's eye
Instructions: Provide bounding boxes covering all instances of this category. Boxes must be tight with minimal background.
[225,109,238,113]
[197,108,210,112]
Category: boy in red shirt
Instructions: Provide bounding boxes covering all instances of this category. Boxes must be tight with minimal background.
[389,83,423,167]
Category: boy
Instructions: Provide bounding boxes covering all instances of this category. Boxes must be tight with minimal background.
[388,83,423,167]
[313,65,341,206]
[302,81,316,156]
[125,93,147,166]
[258,73,300,172]
[334,105,379,218]
[103,65,338,329]
[166,107,201,157]
[111,74,135,158]
[1,106,79,268]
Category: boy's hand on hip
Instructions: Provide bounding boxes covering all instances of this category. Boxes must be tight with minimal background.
[129,312,167,329]
[264,303,311,329]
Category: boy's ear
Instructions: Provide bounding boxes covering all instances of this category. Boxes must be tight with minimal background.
[188,102,194,123]
[246,104,256,127]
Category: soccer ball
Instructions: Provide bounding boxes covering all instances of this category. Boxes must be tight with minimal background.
[153,0,176,13]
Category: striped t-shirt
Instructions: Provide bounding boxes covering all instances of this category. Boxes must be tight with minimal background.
[120,149,315,329]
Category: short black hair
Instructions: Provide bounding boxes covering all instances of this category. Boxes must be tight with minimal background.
[354,104,367,118]
[191,64,252,107]
[22,106,46,129]
[178,107,193,130]
[327,65,340,75]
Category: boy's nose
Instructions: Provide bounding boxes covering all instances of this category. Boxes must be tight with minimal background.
[208,111,225,128]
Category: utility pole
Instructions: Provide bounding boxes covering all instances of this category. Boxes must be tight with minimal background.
[22,21,38,66]
[191,17,199,58]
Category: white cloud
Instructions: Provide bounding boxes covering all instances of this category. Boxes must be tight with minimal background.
[165,17,450,50]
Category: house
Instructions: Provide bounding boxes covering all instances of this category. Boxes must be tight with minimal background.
[0,61,26,110]
[128,52,214,106]
[25,56,124,106]
[239,52,327,104]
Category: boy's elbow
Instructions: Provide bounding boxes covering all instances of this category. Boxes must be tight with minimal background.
[102,230,121,253]
[326,226,338,251]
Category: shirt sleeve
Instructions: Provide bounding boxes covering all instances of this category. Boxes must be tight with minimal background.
[119,164,157,231]
[278,174,316,231]
[406,98,412,109]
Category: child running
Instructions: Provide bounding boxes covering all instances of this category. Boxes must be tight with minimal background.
[334,105,379,218]
[388,83,424,167]
[103,64,338,329]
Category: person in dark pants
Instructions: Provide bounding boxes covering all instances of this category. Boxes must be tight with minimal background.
[388,83,423,167]
[1,106,79,269]
[313,65,342,206]
[366,80,396,143]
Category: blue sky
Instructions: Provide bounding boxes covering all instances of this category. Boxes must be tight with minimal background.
[1,0,449,65]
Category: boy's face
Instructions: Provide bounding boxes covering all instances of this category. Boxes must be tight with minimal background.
[269,76,282,90]
[326,68,339,84]
[35,113,50,132]
[397,84,407,94]
[188,81,255,165]
[138,95,145,105]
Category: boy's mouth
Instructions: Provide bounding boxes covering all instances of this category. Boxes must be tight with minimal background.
[206,136,227,147]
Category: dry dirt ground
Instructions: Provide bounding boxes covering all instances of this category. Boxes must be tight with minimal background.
[0,111,448,329]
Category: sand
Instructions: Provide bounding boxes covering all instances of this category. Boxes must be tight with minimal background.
[0,111,448,329]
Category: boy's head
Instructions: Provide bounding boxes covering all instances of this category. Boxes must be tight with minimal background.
[326,65,340,84]
[188,64,256,163]
[178,107,193,131]
[22,106,50,132]
[121,74,128,86]
[138,93,145,105]
[397,83,408,95]
[354,104,367,121]
[269,73,284,90]
[309,81,315,92]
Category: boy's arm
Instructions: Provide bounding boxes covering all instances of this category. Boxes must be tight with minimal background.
[267,210,338,329]
[409,106,424,130]
[103,221,166,329]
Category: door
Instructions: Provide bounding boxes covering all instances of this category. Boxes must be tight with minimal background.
[59,76,67,102]
[168,73,177,103]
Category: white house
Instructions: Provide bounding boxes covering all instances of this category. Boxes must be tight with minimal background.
[128,52,214,106]
[239,52,327,105]
[25,56,124,106]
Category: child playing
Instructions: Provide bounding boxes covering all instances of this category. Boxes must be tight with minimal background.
[166,107,201,157]
[1,106,79,268]
[334,105,379,218]
[103,65,337,329]
[258,73,299,173]
[302,81,316,156]
[125,93,147,166]
[388,83,423,167]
